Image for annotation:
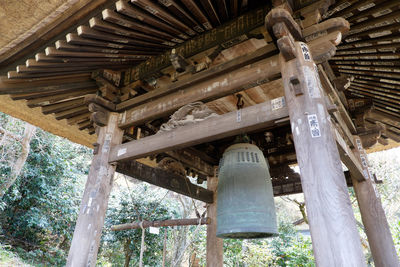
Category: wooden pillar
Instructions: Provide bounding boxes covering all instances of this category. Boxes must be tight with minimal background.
[352,136,400,267]
[272,24,366,266]
[206,176,223,267]
[66,112,123,267]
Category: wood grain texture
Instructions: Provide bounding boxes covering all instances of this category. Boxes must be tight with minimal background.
[206,176,223,267]
[66,113,123,267]
[351,136,400,267]
[279,41,366,266]
[116,44,278,111]
[110,101,289,162]
[116,160,213,203]
[111,217,210,231]
[118,56,281,128]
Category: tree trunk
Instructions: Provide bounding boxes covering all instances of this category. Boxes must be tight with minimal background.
[124,238,133,267]
[0,123,36,198]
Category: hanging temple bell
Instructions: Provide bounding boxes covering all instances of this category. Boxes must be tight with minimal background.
[216,143,278,238]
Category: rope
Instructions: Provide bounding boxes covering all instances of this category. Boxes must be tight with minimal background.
[123,175,170,266]
[123,175,142,221]
[139,221,145,267]
[171,217,204,266]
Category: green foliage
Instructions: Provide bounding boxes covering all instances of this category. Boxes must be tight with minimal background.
[394,221,400,256]
[0,128,92,266]
[102,185,178,266]
[192,221,314,267]
[268,222,314,267]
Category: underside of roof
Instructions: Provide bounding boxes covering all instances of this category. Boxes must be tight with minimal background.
[0,0,399,154]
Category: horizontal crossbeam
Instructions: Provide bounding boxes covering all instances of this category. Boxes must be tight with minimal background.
[111,217,210,231]
[111,101,289,162]
[116,160,214,203]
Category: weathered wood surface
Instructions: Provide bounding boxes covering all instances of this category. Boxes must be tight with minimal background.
[206,176,223,267]
[351,136,400,267]
[122,5,271,83]
[0,0,114,68]
[67,113,123,267]
[116,44,278,111]
[318,66,356,134]
[278,40,366,265]
[102,8,181,43]
[164,150,214,177]
[118,36,337,128]
[116,160,214,203]
[332,122,365,181]
[111,217,210,231]
[110,101,289,162]
[118,54,280,128]
[0,81,97,95]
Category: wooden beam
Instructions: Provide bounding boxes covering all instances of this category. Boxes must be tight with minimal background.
[180,0,212,30]
[8,70,93,79]
[332,122,365,181]
[66,113,124,267]
[0,81,97,95]
[11,86,97,101]
[117,44,278,111]
[42,98,85,114]
[318,66,357,135]
[270,7,366,263]
[89,17,174,45]
[65,33,164,53]
[122,5,270,82]
[45,47,150,60]
[110,101,289,162]
[164,150,214,177]
[131,0,196,36]
[199,0,220,26]
[55,40,160,56]
[102,9,182,43]
[76,26,170,49]
[55,105,88,120]
[116,0,188,39]
[366,109,400,130]
[67,113,91,125]
[351,136,400,267]
[206,176,223,267]
[118,36,336,127]
[21,88,97,106]
[111,217,210,231]
[84,94,116,111]
[16,65,102,74]
[118,55,281,128]
[116,160,213,203]
[0,0,116,68]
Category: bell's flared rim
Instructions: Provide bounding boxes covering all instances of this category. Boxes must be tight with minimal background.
[217,230,278,239]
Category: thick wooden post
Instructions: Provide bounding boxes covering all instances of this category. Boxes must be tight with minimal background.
[352,137,400,267]
[206,176,223,267]
[278,42,366,265]
[66,112,123,267]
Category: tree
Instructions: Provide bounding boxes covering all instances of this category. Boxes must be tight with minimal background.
[103,182,178,267]
[0,113,36,198]
[0,128,92,265]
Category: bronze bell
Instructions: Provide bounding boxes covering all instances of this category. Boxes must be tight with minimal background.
[216,143,278,239]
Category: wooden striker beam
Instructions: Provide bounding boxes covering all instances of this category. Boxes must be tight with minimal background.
[111,217,210,231]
